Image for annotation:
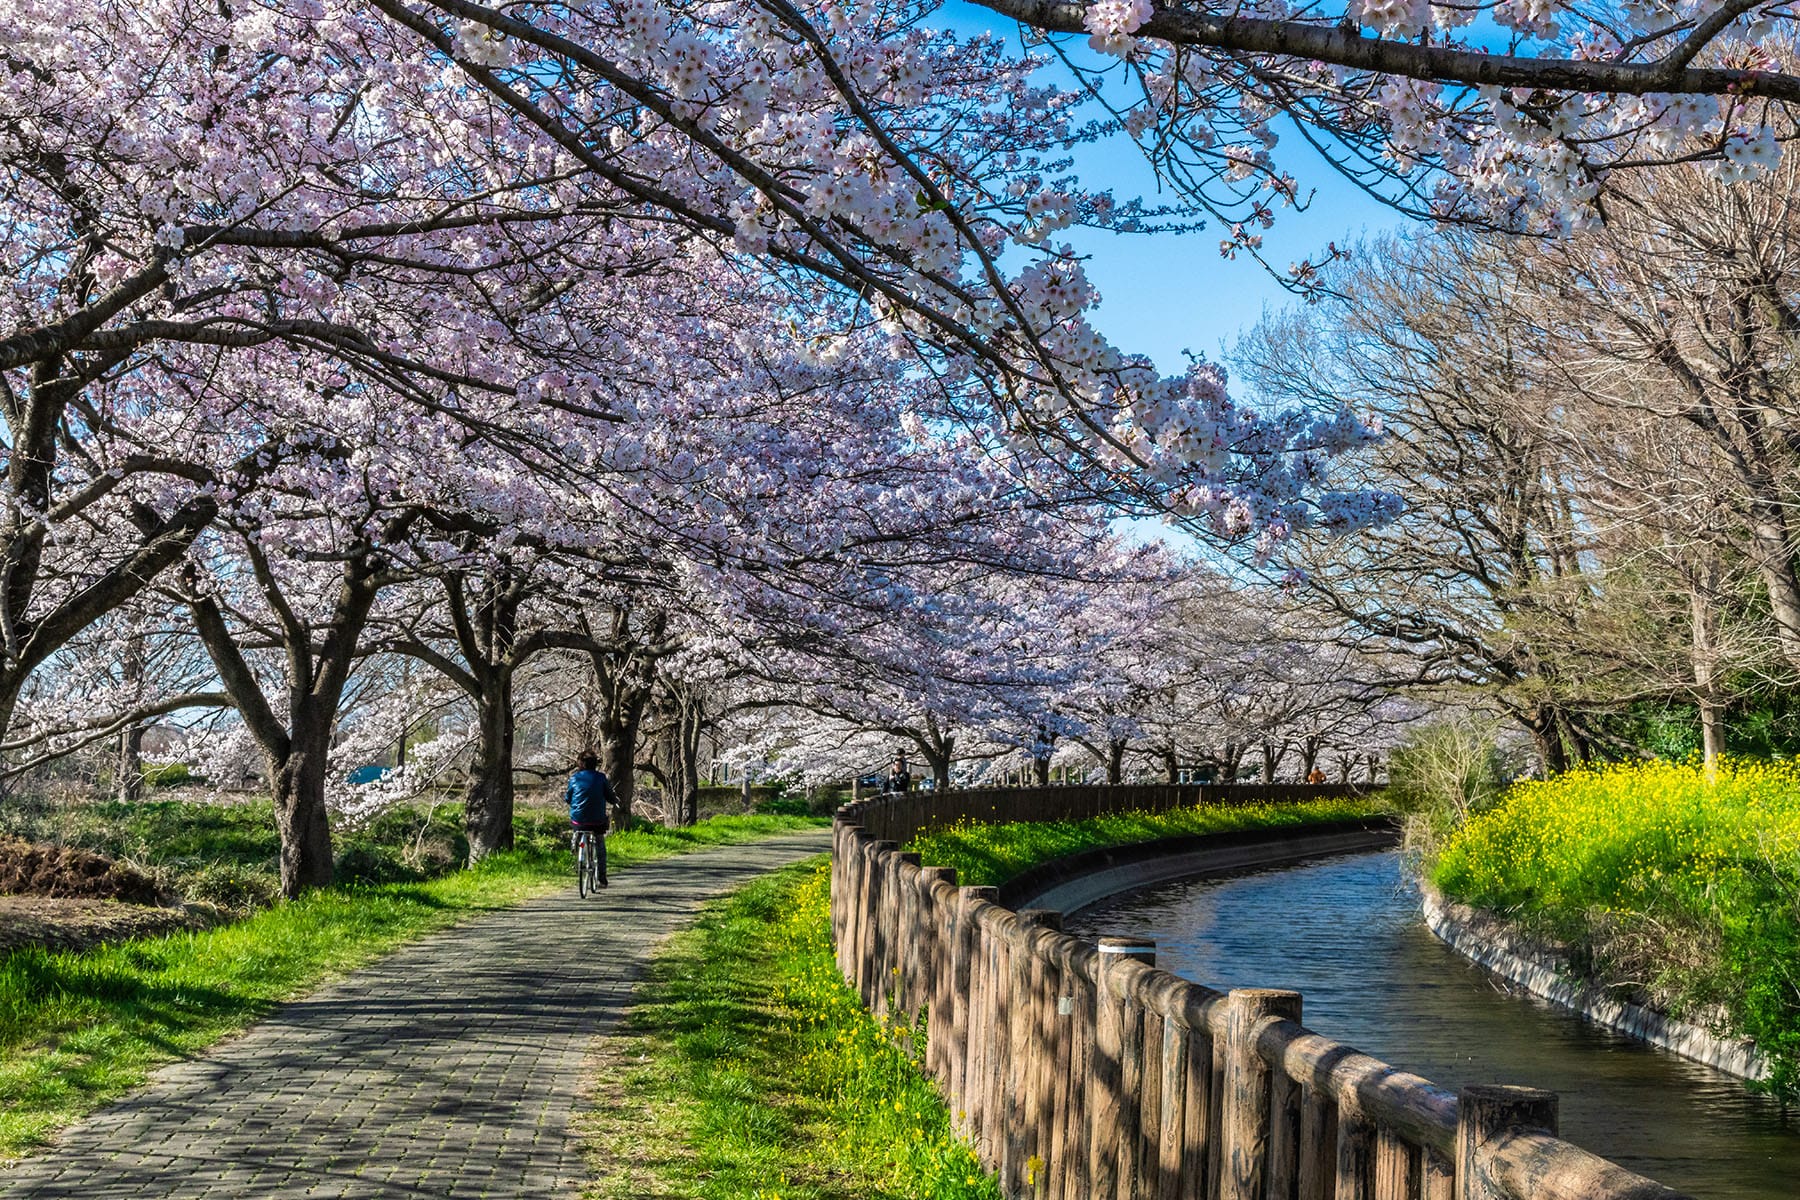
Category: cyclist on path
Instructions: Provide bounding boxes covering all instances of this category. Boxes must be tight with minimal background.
[568,752,614,887]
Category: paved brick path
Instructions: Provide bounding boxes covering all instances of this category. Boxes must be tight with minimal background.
[0,830,830,1199]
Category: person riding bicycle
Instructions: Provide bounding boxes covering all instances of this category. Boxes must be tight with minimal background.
[568,752,613,887]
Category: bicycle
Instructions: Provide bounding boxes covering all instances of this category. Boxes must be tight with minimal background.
[571,826,607,897]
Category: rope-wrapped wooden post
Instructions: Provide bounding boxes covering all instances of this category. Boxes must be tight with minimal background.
[1455,1086,1557,1200]
[1220,988,1303,1200]
[1089,935,1155,1199]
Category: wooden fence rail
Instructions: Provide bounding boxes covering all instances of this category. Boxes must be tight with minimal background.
[831,789,1693,1200]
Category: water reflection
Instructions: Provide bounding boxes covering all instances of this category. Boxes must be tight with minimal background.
[1063,851,1800,1199]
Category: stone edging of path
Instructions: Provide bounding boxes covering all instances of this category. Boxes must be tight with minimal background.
[1421,884,1768,1081]
[1000,816,1400,914]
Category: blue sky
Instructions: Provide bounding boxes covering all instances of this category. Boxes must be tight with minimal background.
[939,1,1408,373]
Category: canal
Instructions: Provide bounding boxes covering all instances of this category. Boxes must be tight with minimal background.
[1063,849,1800,1199]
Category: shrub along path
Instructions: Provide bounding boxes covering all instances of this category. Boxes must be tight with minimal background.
[0,828,830,1200]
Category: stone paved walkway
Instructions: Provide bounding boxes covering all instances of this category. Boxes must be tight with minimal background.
[0,830,831,1199]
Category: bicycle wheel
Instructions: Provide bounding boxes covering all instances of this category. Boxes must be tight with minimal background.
[575,835,589,898]
[586,835,603,895]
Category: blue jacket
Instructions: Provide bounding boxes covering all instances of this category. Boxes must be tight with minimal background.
[567,768,613,827]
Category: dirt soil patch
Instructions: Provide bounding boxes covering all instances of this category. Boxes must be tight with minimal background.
[0,895,217,956]
[0,836,172,905]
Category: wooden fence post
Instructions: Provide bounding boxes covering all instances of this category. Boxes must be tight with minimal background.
[920,866,958,1081]
[895,852,922,1017]
[1090,935,1155,1199]
[1048,941,1097,1200]
[1178,998,1222,1200]
[1335,1114,1375,1200]
[852,834,875,998]
[952,886,999,1138]
[1220,988,1303,1200]
[868,840,899,1012]
[1455,1086,1557,1200]
[1007,909,1060,1195]
[984,910,1015,1165]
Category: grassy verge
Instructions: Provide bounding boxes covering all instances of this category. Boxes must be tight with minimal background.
[908,796,1393,886]
[573,799,1394,1199]
[1428,758,1800,1098]
[0,811,824,1160]
[580,858,998,1200]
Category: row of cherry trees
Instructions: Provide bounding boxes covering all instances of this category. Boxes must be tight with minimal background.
[7,0,1798,890]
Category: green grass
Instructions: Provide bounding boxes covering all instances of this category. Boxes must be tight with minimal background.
[0,811,824,1160]
[580,858,999,1200]
[1428,757,1800,1098]
[907,796,1393,887]
[571,799,1392,1197]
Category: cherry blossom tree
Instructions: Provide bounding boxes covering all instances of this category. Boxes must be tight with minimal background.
[970,0,1800,259]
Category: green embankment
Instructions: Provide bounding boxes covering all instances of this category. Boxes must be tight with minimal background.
[583,796,1391,1197]
[0,810,824,1160]
[1427,757,1800,1098]
[908,795,1392,887]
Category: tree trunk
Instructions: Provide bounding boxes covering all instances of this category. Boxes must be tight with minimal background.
[1160,745,1178,784]
[270,723,334,898]
[114,629,146,802]
[1746,504,1800,673]
[677,693,704,826]
[598,720,639,820]
[1299,737,1321,781]
[1523,707,1569,777]
[465,687,515,861]
[115,724,146,803]
[187,539,389,900]
[1031,754,1051,786]
[1554,708,1588,766]
[922,745,952,793]
[1223,741,1246,781]
[1258,741,1283,784]
[1106,737,1126,785]
[1684,575,1728,780]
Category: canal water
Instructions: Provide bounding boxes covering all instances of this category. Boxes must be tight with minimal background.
[1063,850,1800,1199]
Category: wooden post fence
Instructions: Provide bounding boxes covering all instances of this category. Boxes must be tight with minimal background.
[831,787,1698,1200]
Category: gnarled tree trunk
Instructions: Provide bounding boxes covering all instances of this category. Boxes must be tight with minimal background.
[464,686,516,860]
[270,721,336,895]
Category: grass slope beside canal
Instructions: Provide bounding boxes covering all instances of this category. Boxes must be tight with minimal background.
[1427,758,1800,1099]
[0,811,824,1161]
[908,795,1393,886]
[580,858,999,1200]
[579,797,1393,1199]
